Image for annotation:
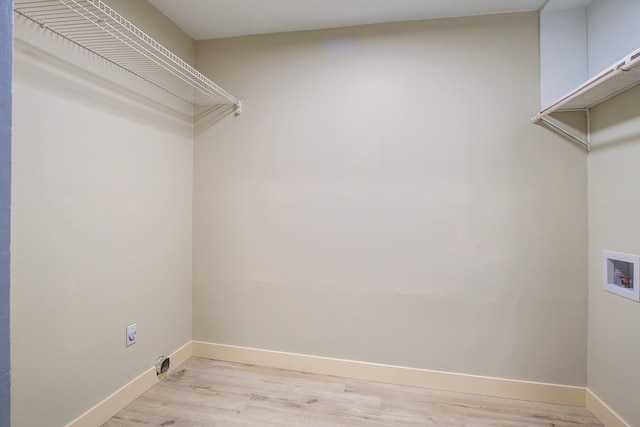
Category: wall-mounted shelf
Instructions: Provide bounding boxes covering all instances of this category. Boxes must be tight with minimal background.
[14,0,242,112]
[532,47,640,150]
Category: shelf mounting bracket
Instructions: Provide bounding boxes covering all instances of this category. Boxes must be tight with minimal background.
[532,108,591,151]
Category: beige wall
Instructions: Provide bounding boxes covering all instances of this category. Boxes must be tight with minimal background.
[11,5,195,426]
[587,84,640,427]
[14,5,613,424]
[193,12,589,385]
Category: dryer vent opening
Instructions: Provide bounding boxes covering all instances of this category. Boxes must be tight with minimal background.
[156,356,170,376]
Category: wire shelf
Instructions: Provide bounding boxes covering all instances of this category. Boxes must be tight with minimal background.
[14,0,241,109]
[531,47,640,150]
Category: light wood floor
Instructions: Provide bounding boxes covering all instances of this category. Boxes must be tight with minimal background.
[103,357,603,426]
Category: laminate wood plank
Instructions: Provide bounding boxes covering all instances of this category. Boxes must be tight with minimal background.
[344,380,602,426]
[103,357,603,427]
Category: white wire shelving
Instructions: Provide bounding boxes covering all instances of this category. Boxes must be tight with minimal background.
[14,0,242,112]
[531,47,640,150]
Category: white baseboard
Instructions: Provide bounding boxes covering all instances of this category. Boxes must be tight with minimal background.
[65,341,193,427]
[192,341,586,407]
[586,389,629,427]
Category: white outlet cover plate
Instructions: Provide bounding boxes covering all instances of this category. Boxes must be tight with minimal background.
[126,323,137,346]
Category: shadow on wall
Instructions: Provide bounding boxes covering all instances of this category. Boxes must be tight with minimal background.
[14,17,194,134]
[588,131,640,152]
[589,86,640,152]
[194,104,237,135]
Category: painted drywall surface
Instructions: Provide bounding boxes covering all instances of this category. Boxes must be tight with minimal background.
[11,13,193,427]
[0,1,12,425]
[193,13,589,386]
[539,8,587,106]
[587,0,640,77]
[587,84,640,427]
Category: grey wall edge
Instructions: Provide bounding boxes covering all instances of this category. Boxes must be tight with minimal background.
[0,0,12,425]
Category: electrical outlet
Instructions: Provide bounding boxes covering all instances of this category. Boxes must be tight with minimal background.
[126,323,137,346]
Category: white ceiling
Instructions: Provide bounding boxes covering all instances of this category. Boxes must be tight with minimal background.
[147,0,595,41]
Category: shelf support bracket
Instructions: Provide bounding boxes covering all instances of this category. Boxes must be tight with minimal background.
[532,108,591,151]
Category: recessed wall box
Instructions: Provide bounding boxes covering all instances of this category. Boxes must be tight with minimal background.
[603,250,640,302]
